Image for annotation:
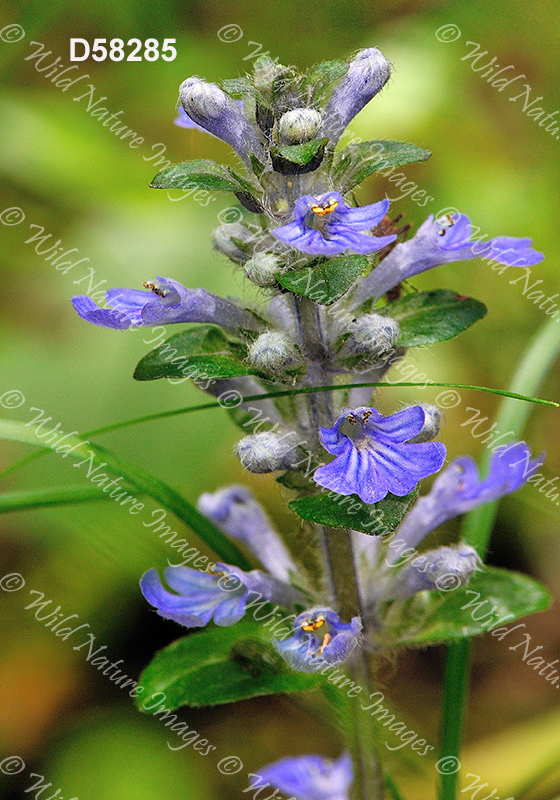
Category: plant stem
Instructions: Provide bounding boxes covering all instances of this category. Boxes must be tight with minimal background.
[322,527,385,800]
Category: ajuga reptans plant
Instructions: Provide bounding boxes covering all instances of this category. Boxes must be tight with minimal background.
[73,48,550,800]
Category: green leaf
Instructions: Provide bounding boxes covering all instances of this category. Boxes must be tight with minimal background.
[277,255,368,305]
[150,159,256,195]
[219,77,254,98]
[304,59,348,105]
[273,138,329,166]
[0,484,137,513]
[0,419,252,570]
[377,290,487,347]
[271,138,328,175]
[332,140,431,193]
[289,489,418,536]
[133,325,252,382]
[379,567,551,647]
[136,618,320,710]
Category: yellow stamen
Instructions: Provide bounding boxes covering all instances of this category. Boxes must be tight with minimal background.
[301,616,326,632]
[143,282,166,297]
[311,199,338,217]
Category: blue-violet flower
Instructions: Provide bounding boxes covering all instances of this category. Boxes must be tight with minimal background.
[273,193,396,256]
[275,607,362,673]
[389,441,544,558]
[258,752,353,800]
[140,563,301,628]
[351,212,544,306]
[72,277,259,330]
[314,406,446,504]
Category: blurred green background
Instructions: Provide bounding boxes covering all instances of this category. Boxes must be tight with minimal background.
[0,0,559,797]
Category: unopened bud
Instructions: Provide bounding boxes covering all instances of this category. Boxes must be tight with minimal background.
[179,77,265,162]
[278,108,322,144]
[244,253,282,287]
[212,223,254,263]
[338,313,399,371]
[387,544,481,600]
[236,431,300,473]
[322,48,392,143]
[248,331,301,374]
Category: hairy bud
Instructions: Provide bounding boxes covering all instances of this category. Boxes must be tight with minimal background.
[179,77,265,161]
[248,331,302,375]
[243,253,282,287]
[278,108,322,144]
[338,313,400,371]
[211,224,254,263]
[236,431,300,473]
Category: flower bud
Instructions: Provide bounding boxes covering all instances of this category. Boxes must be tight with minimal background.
[236,431,300,473]
[248,331,301,375]
[243,253,282,287]
[408,405,444,443]
[179,77,265,162]
[212,224,254,263]
[322,48,391,143]
[387,544,481,600]
[278,108,322,144]
[338,313,399,371]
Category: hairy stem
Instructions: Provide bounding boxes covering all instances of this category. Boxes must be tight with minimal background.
[322,527,385,800]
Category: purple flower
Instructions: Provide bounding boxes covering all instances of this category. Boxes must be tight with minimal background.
[272,192,396,256]
[389,442,544,559]
[351,212,544,306]
[322,47,392,143]
[179,77,265,162]
[258,752,353,800]
[140,563,301,629]
[275,608,362,673]
[314,406,446,504]
[174,105,207,132]
[72,277,259,331]
[197,485,298,583]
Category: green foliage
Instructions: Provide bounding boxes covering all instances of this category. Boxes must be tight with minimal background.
[150,158,256,195]
[332,140,431,193]
[377,290,487,347]
[289,489,418,535]
[379,567,551,647]
[133,325,252,381]
[304,58,348,105]
[136,618,320,710]
[277,255,368,304]
[271,138,329,174]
